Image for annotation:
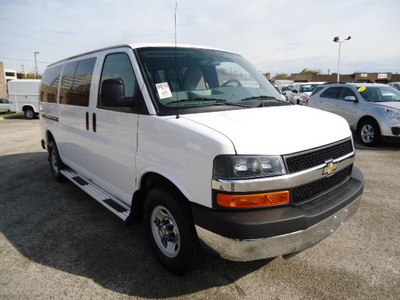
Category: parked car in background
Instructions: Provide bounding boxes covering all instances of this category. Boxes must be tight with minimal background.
[388,82,400,91]
[273,85,287,101]
[280,84,294,101]
[307,82,400,146]
[0,97,10,113]
[287,82,324,105]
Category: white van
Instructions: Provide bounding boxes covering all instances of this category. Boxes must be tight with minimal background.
[40,44,364,274]
[8,79,41,119]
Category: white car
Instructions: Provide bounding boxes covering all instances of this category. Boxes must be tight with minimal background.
[40,44,363,274]
[0,98,10,113]
[288,82,325,105]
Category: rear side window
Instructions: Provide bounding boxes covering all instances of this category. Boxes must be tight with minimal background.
[60,58,96,106]
[320,87,341,99]
[40,65,62,103]
[310,86,324,96]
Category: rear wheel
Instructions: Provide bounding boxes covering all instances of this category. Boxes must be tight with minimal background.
[144,186,201,275]
[24,108,35,119]
[48,141,65,181]
[358,119,381,146]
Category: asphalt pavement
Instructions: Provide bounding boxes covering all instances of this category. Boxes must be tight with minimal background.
[1,117,399,299]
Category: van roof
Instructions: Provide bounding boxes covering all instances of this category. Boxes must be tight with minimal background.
[48,43,229,67]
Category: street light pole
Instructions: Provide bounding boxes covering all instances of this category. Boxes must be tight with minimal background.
[34,51,40,79]
[333,36,351,82]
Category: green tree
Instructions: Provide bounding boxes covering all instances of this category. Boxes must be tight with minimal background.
[272,73,288,80]
[300,68,321,75]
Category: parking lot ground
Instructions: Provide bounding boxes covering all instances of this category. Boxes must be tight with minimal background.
[1,118,400,299]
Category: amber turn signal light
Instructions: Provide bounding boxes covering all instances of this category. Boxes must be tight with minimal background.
[217,191,290,208]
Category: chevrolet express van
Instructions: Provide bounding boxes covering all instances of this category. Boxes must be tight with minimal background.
[40,44,364,274]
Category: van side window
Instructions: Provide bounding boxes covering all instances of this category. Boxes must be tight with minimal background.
[60,58,96,106]
[40,65,62,103]
[99,53,140,109]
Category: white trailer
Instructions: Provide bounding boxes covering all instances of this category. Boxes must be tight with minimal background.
[8,79,41,119]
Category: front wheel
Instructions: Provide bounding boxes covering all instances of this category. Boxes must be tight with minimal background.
[144,186,201,275]
[358,119,381,146]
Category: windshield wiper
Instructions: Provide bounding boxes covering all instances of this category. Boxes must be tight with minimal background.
[167,98,250,107]
[241,95,279,101]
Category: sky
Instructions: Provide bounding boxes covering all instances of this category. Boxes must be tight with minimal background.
[1,0,400,77]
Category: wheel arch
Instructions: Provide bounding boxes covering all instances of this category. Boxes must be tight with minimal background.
[126,171,192,226]
[45,129,56,149]
[22,105,36,113]
[356,115,381,132]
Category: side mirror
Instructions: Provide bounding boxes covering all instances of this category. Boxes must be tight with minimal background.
[292,89,298,94]
[344,96,357,102]
[101,79,135,108]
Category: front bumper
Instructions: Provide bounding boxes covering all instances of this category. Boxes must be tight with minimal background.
[193,167,363,261]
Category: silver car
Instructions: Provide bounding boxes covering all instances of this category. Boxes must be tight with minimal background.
[0,98,10,113]
[307,83,400,146]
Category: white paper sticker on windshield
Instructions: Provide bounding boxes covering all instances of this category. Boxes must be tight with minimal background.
[156,82,172,99]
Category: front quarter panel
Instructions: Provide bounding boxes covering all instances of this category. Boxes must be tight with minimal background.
[136,115,235,208]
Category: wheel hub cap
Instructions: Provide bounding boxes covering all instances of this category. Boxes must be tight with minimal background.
[151,206,180,258]
[361,124,374,143]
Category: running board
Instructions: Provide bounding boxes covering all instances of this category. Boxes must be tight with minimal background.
[60,168,131,221]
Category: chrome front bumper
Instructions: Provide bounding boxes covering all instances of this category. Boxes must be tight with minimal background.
[195,194,362,262]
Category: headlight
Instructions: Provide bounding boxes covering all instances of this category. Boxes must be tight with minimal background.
[213,155,286,179]
[385,108,400,119]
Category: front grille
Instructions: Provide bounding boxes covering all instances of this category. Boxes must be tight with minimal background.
[284,139,353,174]
[291,165,353,204]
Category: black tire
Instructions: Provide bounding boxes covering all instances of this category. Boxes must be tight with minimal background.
[358,119,381,147]
[48,141,65,181]
[24,108,35,119]
[144,186,201,275]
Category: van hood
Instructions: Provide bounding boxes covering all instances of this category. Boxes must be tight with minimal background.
[182,106,351,155]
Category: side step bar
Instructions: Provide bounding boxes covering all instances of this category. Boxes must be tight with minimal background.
[60,168,131,221]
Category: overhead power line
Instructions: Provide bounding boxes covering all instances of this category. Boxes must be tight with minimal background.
[0,56,52,63]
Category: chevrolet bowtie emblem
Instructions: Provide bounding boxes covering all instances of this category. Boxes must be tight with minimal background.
[323,161,338,176]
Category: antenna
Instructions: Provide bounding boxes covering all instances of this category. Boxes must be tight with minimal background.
[175,2,180,119]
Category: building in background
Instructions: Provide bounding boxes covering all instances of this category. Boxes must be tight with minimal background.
[273,72,400,83]
[0,62,8,99]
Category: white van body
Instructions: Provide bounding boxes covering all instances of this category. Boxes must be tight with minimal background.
[8,79,41,118]
[40,44,364,274]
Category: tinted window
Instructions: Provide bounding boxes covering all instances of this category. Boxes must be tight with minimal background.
[99,53,139,109]
[320,87,341,99]
[310,86,324,96]
[40,65,62,103]
[339,87,356,100]
[60,58,96,106]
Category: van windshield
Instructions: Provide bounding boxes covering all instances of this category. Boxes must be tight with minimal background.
[136,47,286,114]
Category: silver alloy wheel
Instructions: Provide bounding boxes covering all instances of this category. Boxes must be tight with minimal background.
[361,124,374,144]
[151,205,180,258]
